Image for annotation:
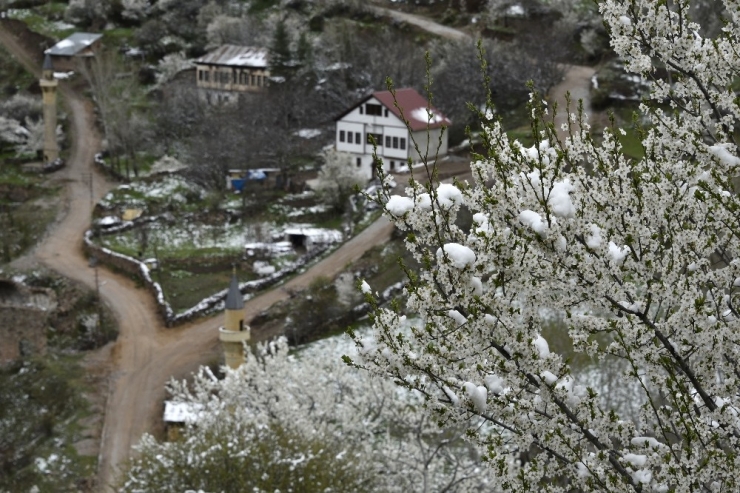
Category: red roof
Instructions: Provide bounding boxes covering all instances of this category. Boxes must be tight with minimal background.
[336,88,451,132]
[372,88,450,131]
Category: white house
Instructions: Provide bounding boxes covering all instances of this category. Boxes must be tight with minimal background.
[334,88,451,180]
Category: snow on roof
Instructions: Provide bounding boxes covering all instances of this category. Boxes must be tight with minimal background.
[373,88,451,131]
[164,401,204,424]
[46,33,102,57]
[196,45,269,68]
[283,227,343,244]
[337,88,451,132]
[295,128,321,139]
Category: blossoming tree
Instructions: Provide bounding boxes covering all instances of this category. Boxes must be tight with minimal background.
[120,338,494,492]
[351,0,740,491]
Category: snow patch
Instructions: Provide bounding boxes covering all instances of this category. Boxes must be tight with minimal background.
[436,243,476,269]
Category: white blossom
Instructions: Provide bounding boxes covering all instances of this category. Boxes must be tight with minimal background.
[356,1,740,490]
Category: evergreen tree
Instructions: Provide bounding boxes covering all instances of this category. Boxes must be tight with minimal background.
[269,19,292,78]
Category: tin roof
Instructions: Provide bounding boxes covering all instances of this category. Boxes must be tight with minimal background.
[225,273,243,311]
[46,32,102,57]
[336,88,451,132]
[196,45,269,69]
[163,401,204,424]
[42,53,53,71]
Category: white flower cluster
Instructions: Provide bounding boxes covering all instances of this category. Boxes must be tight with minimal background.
[356,1,740,490]
[122,337,494,492]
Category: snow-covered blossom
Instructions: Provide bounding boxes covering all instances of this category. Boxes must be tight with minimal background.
[355,1,740,490]
[123,338,493,492]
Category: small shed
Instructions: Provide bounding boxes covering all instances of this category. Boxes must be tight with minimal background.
[45,33,102,69]
[163,400,204,441]
[284,227,343,250]
[46,32,102,57]
[226,168,280,191]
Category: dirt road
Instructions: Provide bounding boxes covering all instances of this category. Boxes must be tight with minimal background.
[548,65,596,144]
[1,20,395,491]
[1,11,595,492]
[371,6,471,40]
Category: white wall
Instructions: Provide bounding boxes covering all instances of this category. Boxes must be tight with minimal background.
[410,127,448,163]
[336,97,451,177]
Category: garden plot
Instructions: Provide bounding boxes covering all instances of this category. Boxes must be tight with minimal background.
[92,176,345,314]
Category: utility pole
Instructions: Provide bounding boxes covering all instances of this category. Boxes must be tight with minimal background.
[88,171,103,345]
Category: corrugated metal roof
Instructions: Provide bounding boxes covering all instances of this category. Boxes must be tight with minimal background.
[196,45,269,68]
[225,273,243,310]
[42,53,53,71]
[45,32,102,57]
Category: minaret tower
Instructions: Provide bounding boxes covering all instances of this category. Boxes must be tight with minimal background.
[40,53,59,164]
[219,270,250,369]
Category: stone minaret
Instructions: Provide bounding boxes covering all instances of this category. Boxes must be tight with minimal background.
[219,271,250,369]
[39,53,59,164]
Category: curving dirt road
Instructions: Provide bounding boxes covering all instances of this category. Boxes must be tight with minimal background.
[1,20,395,491]
[371,6,471,41]
[2,10,595,492]
[549,65,596,144]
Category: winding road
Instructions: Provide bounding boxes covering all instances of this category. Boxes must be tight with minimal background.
[0,20,395,491]
[1,9,595,492]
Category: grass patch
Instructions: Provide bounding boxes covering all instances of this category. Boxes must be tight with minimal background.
[8,7,76,39]
[617,127,644,161]
[0,164,60,264]
[0,354,98,492]
[505,126,535,148]
[156,266,235,312]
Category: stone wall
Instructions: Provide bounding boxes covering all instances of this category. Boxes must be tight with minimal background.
[0,280,54,366]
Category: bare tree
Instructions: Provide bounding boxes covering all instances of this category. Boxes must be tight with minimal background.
[80,50,152,178]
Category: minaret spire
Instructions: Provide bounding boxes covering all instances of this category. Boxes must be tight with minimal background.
[219,268,250,369]
[39,53,59,164]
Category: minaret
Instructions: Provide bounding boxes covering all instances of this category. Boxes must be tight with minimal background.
[219,270,250,369]
[39,53,59,164]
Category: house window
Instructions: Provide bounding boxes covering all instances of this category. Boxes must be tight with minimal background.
[356,157,362,168]
[400,138,406,150]
[348,132,353,144]
[385,136,391,148]
[355,132,361,143]
[251,74,255,85]
[384,109,389,117]
[205,71,209,82]
[390,160,395,170]
[393,136,399,148]
[339,130,345,142]
[198,70,203,81]
[365,103,382,116]
[257,75,262,86]
[366,133,383,145]
[359,106,364,115]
